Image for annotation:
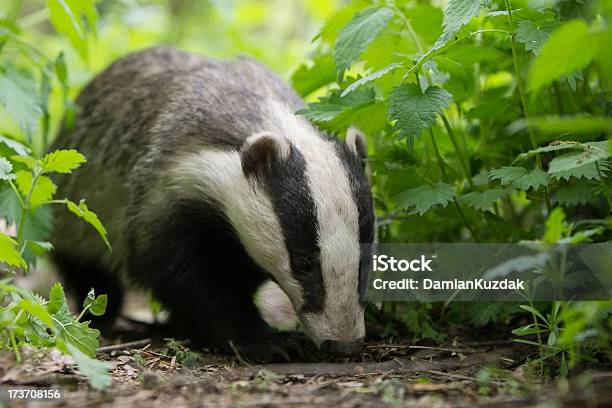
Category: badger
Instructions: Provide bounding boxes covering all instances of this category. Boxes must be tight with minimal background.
[50,47,375,360]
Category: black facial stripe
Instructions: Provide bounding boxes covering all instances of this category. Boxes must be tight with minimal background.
[254,144,325,313]
[334,142,375,304]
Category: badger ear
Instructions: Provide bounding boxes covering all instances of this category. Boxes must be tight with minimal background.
[241,131,291,177]
[346,127,367,160]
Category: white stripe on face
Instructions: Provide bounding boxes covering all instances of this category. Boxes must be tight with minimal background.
[166,150,305,309]
[265,101,365,345]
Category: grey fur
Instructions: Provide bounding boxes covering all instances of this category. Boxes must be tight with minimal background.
[51,47,305,275]
[50,48,374,357]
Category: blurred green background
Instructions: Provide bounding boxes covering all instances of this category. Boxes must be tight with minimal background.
[0,0,339,156]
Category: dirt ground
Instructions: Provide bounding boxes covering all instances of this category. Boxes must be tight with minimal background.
[1,334,611,408]
[2,272,611,407]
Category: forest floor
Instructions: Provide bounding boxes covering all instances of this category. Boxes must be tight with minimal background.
[1,332,611,408]
[2,277,611,407]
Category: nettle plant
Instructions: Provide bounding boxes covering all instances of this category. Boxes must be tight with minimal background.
[0,154,111,391]
[1,0,111,389]
[293,0,611,374]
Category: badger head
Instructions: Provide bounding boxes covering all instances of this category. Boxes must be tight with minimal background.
[240,126,375,357]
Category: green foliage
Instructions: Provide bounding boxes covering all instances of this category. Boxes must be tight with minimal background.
[63,342,111,390]
[515,20,552,55]
[296,0,611,377]
[65,199,110,250]
[441,0,481,42]
[0,233,25,268]
[291,54,337,97]
[528,20,596,92]
[40,149,86,174]
[83,289,108,317]
[387,84,453,146]
[164,338,202,368]
[0,68,41,136]
[0,157,15,180]
[0,0,110,390]
[334,7,393,75]
[489,166,549,191]
[553,182,598,207]
[395,183,455,215]
[296,87,377,132]
[460,189,508,212]
[15,171,57,206]
[0,281,111,389]
[47,0,98,61]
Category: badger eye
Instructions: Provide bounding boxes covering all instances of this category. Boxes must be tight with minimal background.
[297,257,311,273]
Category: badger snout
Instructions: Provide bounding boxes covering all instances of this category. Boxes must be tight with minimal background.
[320,338,364,357]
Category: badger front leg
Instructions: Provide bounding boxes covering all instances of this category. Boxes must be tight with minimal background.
[128,201,294,362]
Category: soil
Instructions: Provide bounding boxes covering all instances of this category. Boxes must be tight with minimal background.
[3,273,611,407]
[1,334,611,408]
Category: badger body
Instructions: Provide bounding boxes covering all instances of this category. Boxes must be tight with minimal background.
[50,47,375,359]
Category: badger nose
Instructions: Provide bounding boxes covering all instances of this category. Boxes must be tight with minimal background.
[320,339,364,357]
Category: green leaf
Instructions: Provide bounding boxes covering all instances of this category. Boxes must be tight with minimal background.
[54,310,100,357]
[47,0,88,60]
[291,54,337,97]
[0,187,53,241]
[41,149,86,174]
[515,20,552,55]
[91,294,107,316]
[55,52,68,88]
[512,325,548,336]
[297,87,376,124]
[548,144,610,181]
[522,116,612,134]
[387,84,453,142]
[549,158,610,181]
[333,7,394,75]
[47,282,67,315]
[63,341,111,390]
[0,186,21,223]
[0,68,42,136]
[407,3,444,45]
[513,141,584,162]
[441,0,481,42]
[341,62,402,96]
[459,189,508,212]
[405,0,481,79]
[66,199,110,250]
[15,171,57,206]
[11,155,38,169]
[519,304,549,324]
[0,157,15,181]
[0,232,26,268]
[528,20,596,93]
[317,1,369,44]
[543,207,569,244]
[18,299,54,327]
[553,182,598,207]
[395,183,455,215]
[0,135,30,156]
[83,289,107,317]
[489,167,549,191]
[26,240,54,256]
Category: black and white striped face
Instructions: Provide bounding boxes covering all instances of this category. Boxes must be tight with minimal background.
[168,107,375,356]
[240,124,375,355]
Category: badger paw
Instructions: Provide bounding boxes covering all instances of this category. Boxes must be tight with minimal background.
[231,340,291,363]
[229,331,317,363]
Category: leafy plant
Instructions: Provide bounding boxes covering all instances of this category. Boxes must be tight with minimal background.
[293,0,611,376]
[0,281,111,389]
[1,0,110,390]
